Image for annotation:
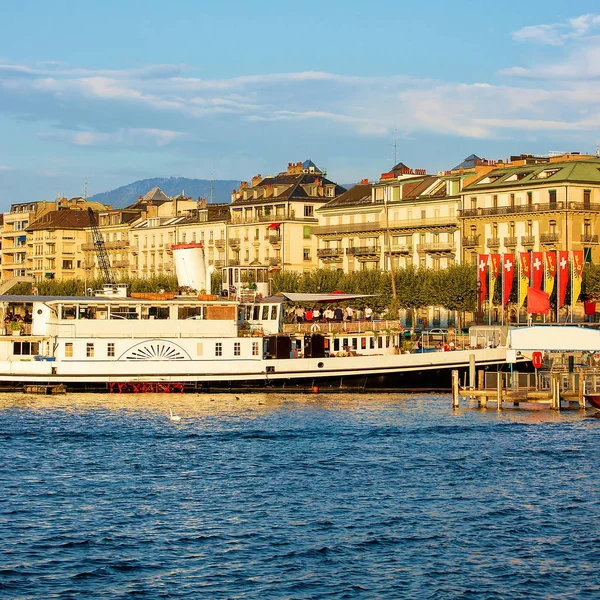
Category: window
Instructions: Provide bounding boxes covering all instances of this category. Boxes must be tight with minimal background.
[86,343,94,357]
[470,197,477,210]
[304,205,314,217]
[252,341,259,356]
[549,190,557,205]
[510,193,515,208]
[492,195,498,209]
[303,248,311,261]
[234,342,241,356]
[527,191,533,206]
[303,225,311,239]
[215,342,222,357]
[13,341,39,356]
[584,189,591,208]
[107,343,115,357]
[62,260,73,270]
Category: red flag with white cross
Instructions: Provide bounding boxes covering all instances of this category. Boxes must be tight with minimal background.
[531,252,544,290]
[558,250,569,308]
[503,254,514,306]
[477,254,488,306]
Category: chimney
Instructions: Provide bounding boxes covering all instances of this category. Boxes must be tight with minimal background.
[360,178,369,185]
[251,174,263,187]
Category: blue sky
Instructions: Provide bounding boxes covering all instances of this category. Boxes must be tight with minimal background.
[1,1,600,207]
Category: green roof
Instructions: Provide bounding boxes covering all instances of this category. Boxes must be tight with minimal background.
[464,158,600,191]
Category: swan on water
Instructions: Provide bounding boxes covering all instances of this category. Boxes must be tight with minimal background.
[169,408,181,422]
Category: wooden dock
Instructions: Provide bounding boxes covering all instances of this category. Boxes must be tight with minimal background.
[451,365,594,411]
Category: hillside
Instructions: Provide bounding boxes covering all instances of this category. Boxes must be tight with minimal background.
[89,177,241,208]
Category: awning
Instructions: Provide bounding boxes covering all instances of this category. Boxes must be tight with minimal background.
[267,222,281,229]
[17,236,26,243]
[280,292,376,303]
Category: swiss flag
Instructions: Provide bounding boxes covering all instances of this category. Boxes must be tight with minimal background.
[527,287,550,314]
[531,252,544,290]
[558,250,569,308]
[502,254,514,306]
[478,254,488,306]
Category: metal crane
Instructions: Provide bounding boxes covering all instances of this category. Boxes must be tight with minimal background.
[87,208,114,284]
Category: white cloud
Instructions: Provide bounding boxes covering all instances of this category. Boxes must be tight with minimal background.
[39,128,185,148]
[513,13,600,46]
[0,165,15,171]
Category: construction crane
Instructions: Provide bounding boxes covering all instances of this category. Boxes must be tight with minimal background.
[87,208,114,284]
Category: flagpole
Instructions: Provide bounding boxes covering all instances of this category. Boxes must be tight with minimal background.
[570,250,573,323]
[556,251,560,324]
[488,257,492,326]
[501,254,505,326]
[517,255,520,325]
[543,250,546,324]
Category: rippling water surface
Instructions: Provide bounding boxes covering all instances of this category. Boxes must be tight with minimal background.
[2,392,600,599]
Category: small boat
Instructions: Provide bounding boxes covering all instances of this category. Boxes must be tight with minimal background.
[584,394,600,409]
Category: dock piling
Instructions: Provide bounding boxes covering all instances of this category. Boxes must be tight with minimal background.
[452,370,459,409]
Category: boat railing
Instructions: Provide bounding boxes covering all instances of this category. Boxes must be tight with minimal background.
[282,320,401,335]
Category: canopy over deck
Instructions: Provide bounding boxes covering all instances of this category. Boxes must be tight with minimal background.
[509,326,600,351]
[279,293,375,304]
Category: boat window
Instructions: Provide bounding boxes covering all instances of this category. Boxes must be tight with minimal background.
[370,337,375,349]
[262,305,269,320]
[13,341,39,356]
[252,341,259,356]
[86,343,94,357]
[253,306,260,320]
[343,338,348,350]
[361,337,367,350]
[65,342,73,357]
[234,342,241,356]
[333,338,340,351]
[378,337,383,349]
[61,305,77,319]
[148,306,169,320]
[111,306,139,320]
[270,305,278,320]
[215,342,222,357]
[386,336,390,348]
[107,343,115,357]
[352,338,358,350]
[179,306,204,320]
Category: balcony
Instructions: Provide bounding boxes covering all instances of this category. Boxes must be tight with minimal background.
[540,233,560,245]
[459,201,600,219]
[230,211,297,225]
[229,238,240,247]
[228,258,240,266]
[215,238,226,248]
[317,248,344,261]
[389,244,413,254]
[214,259,226,268]
[346,245,381,257]
[487,237,500,248]
[417,242,456,254]
[269,257,282,266]
[521,236,536,247]
[462,235,480,248]
[504,236,517,247]
[269,235,281,245]
[581,234,599,244]
[113,260,130,268]
[105,240,130,250]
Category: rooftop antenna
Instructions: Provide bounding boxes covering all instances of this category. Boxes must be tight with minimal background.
[388,128,398,166]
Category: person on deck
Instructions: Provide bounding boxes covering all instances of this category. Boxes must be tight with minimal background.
[364,304,373,321]
[334,306,343,322]
[345,306,354,321]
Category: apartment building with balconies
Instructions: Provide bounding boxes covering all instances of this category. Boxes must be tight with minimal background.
[314,162,462,273]
[458,153,600,265]
[228,160,346,272]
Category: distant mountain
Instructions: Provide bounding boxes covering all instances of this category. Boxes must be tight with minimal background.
[89,177,241,208]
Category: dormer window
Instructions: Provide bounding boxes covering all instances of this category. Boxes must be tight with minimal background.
[505,171,531,182]
[535,169,560,179]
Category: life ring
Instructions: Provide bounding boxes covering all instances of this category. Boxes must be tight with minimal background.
[310,323,321,333]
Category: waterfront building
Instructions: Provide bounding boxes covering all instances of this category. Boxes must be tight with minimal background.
[458,153,600,265]
[228,161,346,272]
[2,197,108,282]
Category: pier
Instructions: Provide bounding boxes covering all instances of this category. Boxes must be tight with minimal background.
[452,351,600,410]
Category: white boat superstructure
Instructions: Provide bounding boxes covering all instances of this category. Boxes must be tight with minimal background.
[0,292,527,392]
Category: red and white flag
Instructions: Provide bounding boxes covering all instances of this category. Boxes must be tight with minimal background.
[527,287,550,315]
[558,250,569,308]
[503,254,514,307]
[531,252,544,290]
[478,254,488,306]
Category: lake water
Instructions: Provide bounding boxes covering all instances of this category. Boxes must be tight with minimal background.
[2,392,600,599]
